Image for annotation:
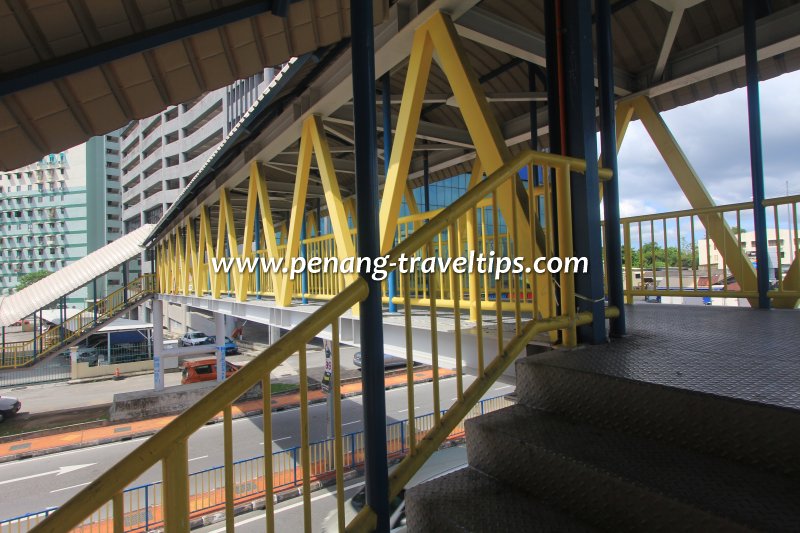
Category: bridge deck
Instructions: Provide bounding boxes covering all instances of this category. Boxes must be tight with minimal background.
[536,304,800,410]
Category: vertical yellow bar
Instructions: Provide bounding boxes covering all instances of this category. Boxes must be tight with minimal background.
[162,439,189,532]
[299,346,311,533]
[555,165,576,345]
[623,222,634,304]
[447,223,463,400]
[224,406,235,532]
[113,492,124,533]
[510,184,521,334]
[491,192,503,353]
[427,240,441,425]
[403,273,417,452]
[332,320,346,532]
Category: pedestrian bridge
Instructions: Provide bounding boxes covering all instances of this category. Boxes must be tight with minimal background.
[1,0,799,531]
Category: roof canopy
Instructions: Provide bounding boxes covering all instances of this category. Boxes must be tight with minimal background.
[0,0,389,170]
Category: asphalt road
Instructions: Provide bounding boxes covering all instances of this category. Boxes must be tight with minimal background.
[0,375,514,521]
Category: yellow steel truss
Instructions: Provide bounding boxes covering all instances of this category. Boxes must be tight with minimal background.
[378,11,554,320]
[630,95,759,306]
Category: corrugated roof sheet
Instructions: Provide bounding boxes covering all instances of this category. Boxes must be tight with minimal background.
[0,0,389,171]
[0,224,154,327]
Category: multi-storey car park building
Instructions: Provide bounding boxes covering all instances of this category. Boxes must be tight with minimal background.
[0,133,122,305]
[119,69,275,279]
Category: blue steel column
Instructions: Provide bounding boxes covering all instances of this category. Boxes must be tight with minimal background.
[383,74,397,313]
[597,0,626,335]
[562,0,606,343]
[744,0,770,309]
[350,1,389,530]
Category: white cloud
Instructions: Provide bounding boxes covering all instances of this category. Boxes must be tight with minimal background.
[617,70,800,217]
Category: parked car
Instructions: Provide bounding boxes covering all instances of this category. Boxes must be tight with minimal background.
[76,350,100,367]
[353,351,407,369]
[179,331,210,347]
[205,336,239,355]
[322,446,467,532]
[0,395,22,423]
[181,358,240,384]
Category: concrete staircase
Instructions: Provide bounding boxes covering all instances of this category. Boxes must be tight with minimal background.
[406,352,800,531]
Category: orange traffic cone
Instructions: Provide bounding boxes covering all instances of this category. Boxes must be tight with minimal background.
[113,367,122,380]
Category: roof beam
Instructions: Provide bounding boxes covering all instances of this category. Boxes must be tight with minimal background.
[326,109,474,148]
[453,6,636,96]
[0,0,282,98]
[652,6,685,81]
[631,2,800,100]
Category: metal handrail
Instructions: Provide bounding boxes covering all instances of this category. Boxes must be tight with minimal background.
[32,279,368,532]
[33,148,609,532]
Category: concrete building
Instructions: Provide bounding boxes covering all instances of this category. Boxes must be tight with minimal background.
[699,228,798,280]
[0,133,123,305]
[119,69,276,280]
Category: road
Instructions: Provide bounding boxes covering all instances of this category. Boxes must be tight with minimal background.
[195,445,470,533]
[0,375,513,521]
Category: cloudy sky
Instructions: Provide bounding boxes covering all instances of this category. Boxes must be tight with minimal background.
[615,70,800,218]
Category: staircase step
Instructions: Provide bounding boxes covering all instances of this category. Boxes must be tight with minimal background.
[516,355,800,477]
[466,404,800,532]
[405,466,595,532]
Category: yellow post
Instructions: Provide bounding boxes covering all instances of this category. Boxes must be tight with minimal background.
[623,222,634,305]
[224,406,235,531]
[162,439,190,532]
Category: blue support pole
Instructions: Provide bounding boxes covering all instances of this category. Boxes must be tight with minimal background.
[744,0,770,309]
[383,74,397,313]
[351,0,390,529]
[301,214,308,304]
[562,0,607,343]
[597,0,626,336]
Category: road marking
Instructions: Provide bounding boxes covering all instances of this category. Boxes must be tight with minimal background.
[342,420,360,426]
[206,481,366,532]
[50,481,91,493]
[188,456,208,462]
[494,385,512,390]
[0,438,144,469]
[397,408,408,413]
[258,436,292,446]
[0,463,96,486]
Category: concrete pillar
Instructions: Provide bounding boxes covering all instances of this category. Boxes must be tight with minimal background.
[70,345,79,380]
[269,325,281,345]
[152,299,165,391]
[215,312,226,383]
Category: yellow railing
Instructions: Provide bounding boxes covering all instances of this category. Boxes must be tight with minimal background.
[1,274,157,369]
[619,194,800,307]
[33,149,614,533]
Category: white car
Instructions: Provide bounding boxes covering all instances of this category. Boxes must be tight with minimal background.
[179,331,210,346]
[0,395,21,423]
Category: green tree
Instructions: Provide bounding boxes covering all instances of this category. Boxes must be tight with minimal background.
[16,270,51,291]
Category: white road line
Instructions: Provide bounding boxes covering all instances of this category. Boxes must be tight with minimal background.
[342,420,360,426]
[188,456,208,462]
[206,481,366,532]
[50,482,91,494]
[494,385,512,390]
[0,438,145,469]
[397,408,408,413]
